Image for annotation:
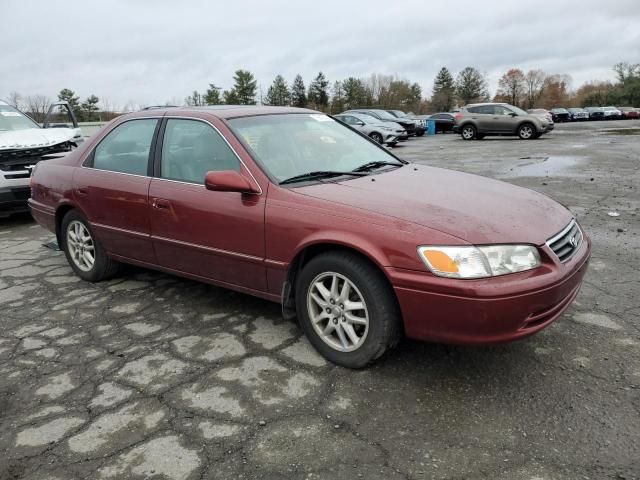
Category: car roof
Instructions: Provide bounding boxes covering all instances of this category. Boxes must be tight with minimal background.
[130,105,320,120]
[464,102,507,107]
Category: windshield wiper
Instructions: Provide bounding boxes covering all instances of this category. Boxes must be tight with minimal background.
[351,160,404,172]
[279,170,368,185]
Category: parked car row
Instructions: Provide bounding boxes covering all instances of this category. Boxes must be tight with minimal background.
[335,109,426,147]
[527,106,640,122]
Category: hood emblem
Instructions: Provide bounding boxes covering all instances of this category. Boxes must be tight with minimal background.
[569,235,578,248]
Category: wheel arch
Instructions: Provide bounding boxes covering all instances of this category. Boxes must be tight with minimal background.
[54,201,87,247]
[280,239,397,320]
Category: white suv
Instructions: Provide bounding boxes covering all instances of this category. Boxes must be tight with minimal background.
[0,100,82,217]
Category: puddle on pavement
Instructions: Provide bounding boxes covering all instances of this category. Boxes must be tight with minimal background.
[504,155,583,178]
[602,128,640,136]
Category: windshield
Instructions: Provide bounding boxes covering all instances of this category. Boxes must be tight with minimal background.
[0,104,40,131]
[507,105,529,116]
[372,110,399,120]
[229,113,401,183]
[391,110,407,117]
[352,113,377,125]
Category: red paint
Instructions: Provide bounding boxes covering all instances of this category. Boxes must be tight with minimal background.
[28,106,590,345]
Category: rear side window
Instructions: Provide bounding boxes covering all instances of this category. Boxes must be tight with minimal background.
[93,119,158,175]
[467,106,483,114]
[160,119,240,184]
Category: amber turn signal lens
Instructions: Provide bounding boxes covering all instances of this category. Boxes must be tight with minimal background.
[421,250,459,273]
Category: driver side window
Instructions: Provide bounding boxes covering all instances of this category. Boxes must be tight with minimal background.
[494,106,512,116]
[160,119,240,184]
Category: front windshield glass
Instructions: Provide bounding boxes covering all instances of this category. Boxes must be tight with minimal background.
[391,110,407,117]
[229,114,401,183]
[507,105,529,116]
[352,113,377,125]
[0,104,40,131]
[373,110,398,120]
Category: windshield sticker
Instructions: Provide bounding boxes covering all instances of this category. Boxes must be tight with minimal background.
[309,114,333,122]
[0,111,22,117]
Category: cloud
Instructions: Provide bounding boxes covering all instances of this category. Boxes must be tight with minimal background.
[1,0,639,107]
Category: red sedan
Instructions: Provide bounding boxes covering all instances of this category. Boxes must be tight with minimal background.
[28,106,590,368]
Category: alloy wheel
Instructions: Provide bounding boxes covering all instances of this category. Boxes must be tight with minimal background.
[519,125,534,139]
[66,220,95,272]
[462,126,475,139]
[307,272,369,352]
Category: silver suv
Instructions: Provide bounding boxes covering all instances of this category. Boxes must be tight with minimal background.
[453,103,553,140]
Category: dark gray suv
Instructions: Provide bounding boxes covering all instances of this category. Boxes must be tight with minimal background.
[453,103,553,140]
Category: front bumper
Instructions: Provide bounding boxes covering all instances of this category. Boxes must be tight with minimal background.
[0,186,31,217]
[386,235,591,345]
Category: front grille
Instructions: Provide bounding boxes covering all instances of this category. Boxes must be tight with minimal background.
[547,220,582,262]
[0,141,72,163]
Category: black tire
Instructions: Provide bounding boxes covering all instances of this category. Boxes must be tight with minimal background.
[295,251,402,368]
[460,124,476,140]
[517,122,536,140]
[61,210,120,282]
[415,130,425,137]
[369,132,383,144]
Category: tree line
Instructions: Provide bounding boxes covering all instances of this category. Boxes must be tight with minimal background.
[184,70,424,113]
[5,61,638,122]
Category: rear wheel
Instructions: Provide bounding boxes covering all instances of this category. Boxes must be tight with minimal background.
[518,122,536,140]
[61,210,120,282]
[369,132,383,144]
[460,124,476,140]
[295,251,402,368]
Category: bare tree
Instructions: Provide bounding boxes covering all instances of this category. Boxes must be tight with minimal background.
[524,70,546,109]
[6,91,23,110]
[24,95,52,123]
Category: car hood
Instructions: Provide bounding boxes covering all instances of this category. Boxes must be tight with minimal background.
[0,128,77,151]
[294,165,573,245]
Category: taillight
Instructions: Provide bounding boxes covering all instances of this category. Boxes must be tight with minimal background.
[454,113,462,123]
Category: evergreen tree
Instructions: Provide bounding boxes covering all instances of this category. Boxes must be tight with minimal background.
[342,77,369,110]
[291,74,307,108]
[204,84,222,105]
[223,89,239,105]
[308,72,329,110]
[80,94,100,121]
[57,88,81,117]
[431,67,456,111]
[264,75,290,106]
[231,69,257,105]
[455,67,489,105]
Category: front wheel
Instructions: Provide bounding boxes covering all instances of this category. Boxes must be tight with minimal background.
[295,251,402,368]
[61,210,120,282]
[518,123,536,140]
[369,132,383,144]
[460,124,476,140]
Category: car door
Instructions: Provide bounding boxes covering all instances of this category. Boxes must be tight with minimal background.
[492,105,520,133]
[74,118,159,263]
[148,117,267,291]
[466,106,492,132]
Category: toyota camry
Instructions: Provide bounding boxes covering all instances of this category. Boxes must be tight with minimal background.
[28,106,590,368]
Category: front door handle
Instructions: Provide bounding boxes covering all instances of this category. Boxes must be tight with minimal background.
[76,188,88,196]
[152,198,170,210]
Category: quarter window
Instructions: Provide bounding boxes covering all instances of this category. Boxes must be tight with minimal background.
[93,119,157,175]
[160,119,240,184]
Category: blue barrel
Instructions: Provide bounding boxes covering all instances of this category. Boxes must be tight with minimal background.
[425,119,436,135]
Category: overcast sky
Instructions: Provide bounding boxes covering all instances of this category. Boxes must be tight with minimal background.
[2,0,639,108]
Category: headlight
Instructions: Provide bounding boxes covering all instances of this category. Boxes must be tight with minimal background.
[417,245,541,279]
[380,126,393,131]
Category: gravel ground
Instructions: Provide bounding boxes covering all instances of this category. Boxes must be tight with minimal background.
[0,120,639,480]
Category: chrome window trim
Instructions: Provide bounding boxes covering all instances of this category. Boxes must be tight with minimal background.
[161,116,263,195]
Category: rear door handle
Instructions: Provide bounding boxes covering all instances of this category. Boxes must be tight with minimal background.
[76,188,88,196]
[152,198,170,209]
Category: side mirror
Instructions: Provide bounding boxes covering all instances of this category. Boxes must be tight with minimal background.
[356,121,365,126]
[204,170,259,194]
[509,112,517,117]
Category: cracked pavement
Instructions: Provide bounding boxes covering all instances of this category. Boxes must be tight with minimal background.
[1,121,639,480]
